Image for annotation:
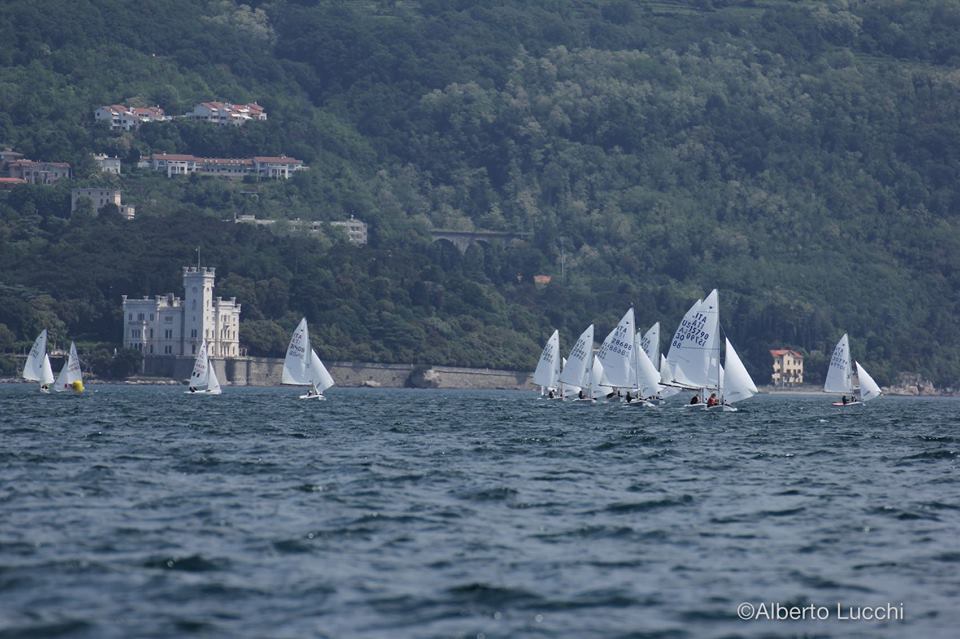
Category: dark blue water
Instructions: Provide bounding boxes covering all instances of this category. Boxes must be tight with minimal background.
[1,385,958,638]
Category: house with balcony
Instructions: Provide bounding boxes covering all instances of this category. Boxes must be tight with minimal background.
[185,101,267,126]
[147,153,303,179]
[94,104,168,131]
[770,349,804,386]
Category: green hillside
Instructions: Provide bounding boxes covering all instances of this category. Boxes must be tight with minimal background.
[2,0,960,387]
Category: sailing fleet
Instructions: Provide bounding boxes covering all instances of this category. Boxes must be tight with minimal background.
[17,292,883,407]
[533,289,880,409]
[17,318,337,401]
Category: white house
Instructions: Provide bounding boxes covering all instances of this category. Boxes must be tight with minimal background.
[94,104,167,131]
[330,216,368,246]
[185,101,267,126]
[93,153,122,175]
[122,267,241,358]
[148,153,303,179]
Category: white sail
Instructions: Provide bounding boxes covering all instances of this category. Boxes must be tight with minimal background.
[665,290,721,389]
[590,356,609,399]
[189,340,210,388]
[206,359,222,394]
[558,324,594,389]
[721,338,757,404]
[640,322,660,367]
[309,349,335,393]
[631,331,662,398]
[824,334,853,393]
[596,308,635,388]
[40,355,55,385]
[559,357,579,398]
[533,330,561,391]
[657,354,682,398]
[855,362,882,402]
[22,330,49,382]
[282,318,311,385]
[54,342,82,392]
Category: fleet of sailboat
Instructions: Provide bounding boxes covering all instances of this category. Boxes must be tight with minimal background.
[824,333,882,406]
[536,290,766,411]
[282,317,336,400]
[12,298,890,409]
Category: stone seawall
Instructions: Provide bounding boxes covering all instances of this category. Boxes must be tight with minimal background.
[141,356,532,390]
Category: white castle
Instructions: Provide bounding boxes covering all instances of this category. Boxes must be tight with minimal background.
[122,267,241,358]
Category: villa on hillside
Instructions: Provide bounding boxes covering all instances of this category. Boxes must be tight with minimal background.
[184,101,266,126]
[94,104,168,131]
[146,153,304,179]
[236,214,368,245]
[71,187,136,220]
[770,349,804,386]
[6,159,72,185]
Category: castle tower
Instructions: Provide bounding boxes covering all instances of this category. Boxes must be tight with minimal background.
[182,266,215,356]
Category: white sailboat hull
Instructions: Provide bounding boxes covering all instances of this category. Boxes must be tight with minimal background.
[299,392,326,400]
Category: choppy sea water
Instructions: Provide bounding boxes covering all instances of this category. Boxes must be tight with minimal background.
[1,385,958,639]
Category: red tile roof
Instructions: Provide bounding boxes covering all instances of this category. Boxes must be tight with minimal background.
[770,349,803,358]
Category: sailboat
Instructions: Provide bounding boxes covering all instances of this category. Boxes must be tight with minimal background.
[824,333,882,406]
[558,324,595,403]
[625,329,662,406]
[53,341,84,393]
[596,308,636,399]
[185,340,222,395]
[532,330,562,399]
[558,357,579,399]
[714,338,758,411]
[282,317,335,400]
[662,290,757,410]
[22,329,55,393]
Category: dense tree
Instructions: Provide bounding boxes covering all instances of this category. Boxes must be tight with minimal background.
[1,1,960,387]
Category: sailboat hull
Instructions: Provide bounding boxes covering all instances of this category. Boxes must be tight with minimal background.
[185,389,222,395]
[299,393,326,400]
[831,400,862,407]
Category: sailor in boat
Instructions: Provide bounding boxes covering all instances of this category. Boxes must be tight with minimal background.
[40,384,49,392]
[547,389,555,399]
[689,394,700,405]
[625,391,633,403]
[578,390,585,400]
[188,386,197,393]
[841,395,848,405]
[706,393,719,408]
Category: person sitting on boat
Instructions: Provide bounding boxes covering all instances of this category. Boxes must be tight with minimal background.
[841,395,848,405]
[625,391,633,403]
[547,389,555,399]
[706,393,719,407]
[689,394,700,405]
[40,384,48,392]
[188,386,197,393]
[578,389,585,400]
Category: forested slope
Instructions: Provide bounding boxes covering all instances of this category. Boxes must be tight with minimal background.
[2,0,959,387]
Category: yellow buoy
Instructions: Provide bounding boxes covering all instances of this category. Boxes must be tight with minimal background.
[71,380,84,393]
